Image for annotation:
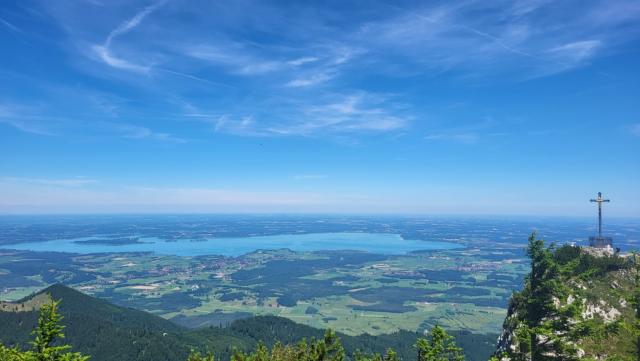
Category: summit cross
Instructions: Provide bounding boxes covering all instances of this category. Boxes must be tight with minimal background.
[590,192,610,238]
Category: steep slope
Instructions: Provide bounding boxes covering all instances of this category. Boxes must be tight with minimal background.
[494,241,638,361]
[0,284,496,361]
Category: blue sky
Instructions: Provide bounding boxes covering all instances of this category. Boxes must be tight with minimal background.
[0,0,639,216]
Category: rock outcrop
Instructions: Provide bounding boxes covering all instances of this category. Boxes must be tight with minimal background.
[493,242,638,361]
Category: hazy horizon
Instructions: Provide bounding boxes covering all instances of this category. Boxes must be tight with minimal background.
[1,212,639,222]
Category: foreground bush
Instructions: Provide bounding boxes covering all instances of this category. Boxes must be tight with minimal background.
[187,325,464,361]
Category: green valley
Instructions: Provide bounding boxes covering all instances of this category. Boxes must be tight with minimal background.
[0,245,526,337]
[1,234,638,360]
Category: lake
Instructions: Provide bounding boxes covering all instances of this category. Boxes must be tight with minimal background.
[6,232,462,257]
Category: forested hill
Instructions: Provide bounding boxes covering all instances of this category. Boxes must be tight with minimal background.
[493,238,639,361]
[0,284,496,361]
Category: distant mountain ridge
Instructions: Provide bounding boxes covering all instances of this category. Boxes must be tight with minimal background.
[0,284,496,361]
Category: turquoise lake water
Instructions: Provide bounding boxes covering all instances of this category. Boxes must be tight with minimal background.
[7,232,462,257]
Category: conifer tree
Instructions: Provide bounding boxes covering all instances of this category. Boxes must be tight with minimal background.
[187,351,215,361]
[415,325,464,361]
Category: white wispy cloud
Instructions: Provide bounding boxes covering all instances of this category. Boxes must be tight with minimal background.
[281,48,359,87]
[103,0,167,48]
[186,44,286,75]
[586,0,640,27]
[354,0,637,79]
[546,40,602,70]
[186,91,410,138]
[1,100,185,142]
[287,57,319,66]
[629,123,640,137]
[285,72,334,87]
[118,124,187,143]
[209,115,267,136]
[296,94,410,133]
[549,40,601,58]
[186,43,347,85]
[156,68,235,89]
[0,17,22,33]
[378,3,538,61]
[91,0,168,72]
[55,0,640,84]
[0,104,57,135]
[272,95,409,135]
[91,44,150,73]
[32,0,640,145]
[237,61,284,75]
[0,117,55,135]
[0,177,98,187]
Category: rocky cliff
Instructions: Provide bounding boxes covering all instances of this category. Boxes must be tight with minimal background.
[493,237,638,361]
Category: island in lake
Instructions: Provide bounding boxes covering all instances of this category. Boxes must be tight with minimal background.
[73,237,148,246]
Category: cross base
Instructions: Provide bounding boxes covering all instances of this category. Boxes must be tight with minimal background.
[588,236,612,248]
